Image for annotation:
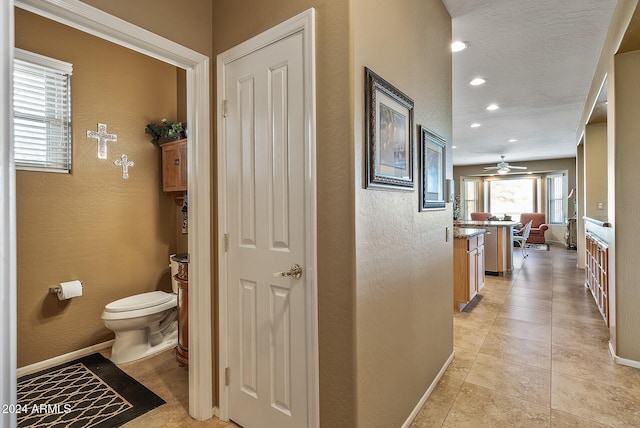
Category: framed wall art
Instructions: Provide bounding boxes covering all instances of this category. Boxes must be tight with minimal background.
[364,67,414,190]
[419,126,447,210]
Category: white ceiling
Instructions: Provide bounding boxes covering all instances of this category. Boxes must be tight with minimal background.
[443,0,617,166]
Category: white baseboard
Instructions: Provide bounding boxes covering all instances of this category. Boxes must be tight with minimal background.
[609,341,640,369]
[17,340,114,377]
[401,350,455,428]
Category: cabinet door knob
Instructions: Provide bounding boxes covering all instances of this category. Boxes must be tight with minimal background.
[174,158,180,165]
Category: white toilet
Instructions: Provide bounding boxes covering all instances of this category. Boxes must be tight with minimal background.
[101,257,180,364]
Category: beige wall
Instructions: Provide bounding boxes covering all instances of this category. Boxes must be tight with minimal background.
[212,1,357,425]
[15,9,179,366]
[353,0,452,426]
[611,49,640,361]
[584,123,608,220]
[81,0,212,59]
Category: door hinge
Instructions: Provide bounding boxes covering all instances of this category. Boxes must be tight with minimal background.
[224,233,229,252]
[225,367,230,386]
[222,99,228,118]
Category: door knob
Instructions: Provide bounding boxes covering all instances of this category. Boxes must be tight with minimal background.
[273,264,303,279]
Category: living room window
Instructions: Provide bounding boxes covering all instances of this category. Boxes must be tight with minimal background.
[463,178,480,220]
[486,177,537,217]
[547,174,564,224]
[14,48,73,172]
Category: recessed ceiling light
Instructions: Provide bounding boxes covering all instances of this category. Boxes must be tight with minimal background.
[470,123,481,128]
[452,146,457,149]
[486,104,500,111]
[470,78,486,86]
[451,41,468,52]
[508,139,518,143]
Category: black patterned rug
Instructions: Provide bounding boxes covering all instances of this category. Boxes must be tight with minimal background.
[17,353,164,427]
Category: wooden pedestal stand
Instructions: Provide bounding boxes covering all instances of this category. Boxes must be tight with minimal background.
[174,261,189,366]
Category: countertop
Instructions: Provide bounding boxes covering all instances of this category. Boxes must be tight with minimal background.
[454,220,521,227]
[454,227,486,239]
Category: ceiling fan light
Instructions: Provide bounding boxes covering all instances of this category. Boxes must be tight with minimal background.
[498,167,509,174]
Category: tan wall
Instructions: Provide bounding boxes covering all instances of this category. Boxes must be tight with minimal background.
[584,123,608,220]
[80,0,213,58]
[212,1,357,425]
[353,1,452,426]
[611,49,640,361]
[454,157,577,192]
[15,9,179,366]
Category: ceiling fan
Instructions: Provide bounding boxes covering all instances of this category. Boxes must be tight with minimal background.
[483,156,527,175]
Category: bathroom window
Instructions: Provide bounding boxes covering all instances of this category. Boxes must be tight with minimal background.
[13,48,72,172]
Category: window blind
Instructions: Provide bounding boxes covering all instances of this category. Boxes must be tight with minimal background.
[547,174,564,224]
[14,48,72,172]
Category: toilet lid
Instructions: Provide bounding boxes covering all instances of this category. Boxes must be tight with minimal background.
[104,291,174,313]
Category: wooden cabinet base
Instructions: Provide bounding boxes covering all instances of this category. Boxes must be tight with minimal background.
[175,346,189,366]
[175,261,189,366]
[454,231,485,311]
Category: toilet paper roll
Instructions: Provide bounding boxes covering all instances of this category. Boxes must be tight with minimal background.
[58,280,83,300]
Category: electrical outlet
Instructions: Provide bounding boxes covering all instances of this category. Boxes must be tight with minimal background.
[597,201,604,210]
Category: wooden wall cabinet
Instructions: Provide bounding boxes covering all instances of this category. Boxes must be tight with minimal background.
[454,230,485,311]
[161,139,187,204]
[585,233,608,325]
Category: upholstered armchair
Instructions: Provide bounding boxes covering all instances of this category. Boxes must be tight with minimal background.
[470,212,492,221]
[518,213,549,244]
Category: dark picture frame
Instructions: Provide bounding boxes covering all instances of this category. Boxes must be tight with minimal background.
[419,126,446,210]
[364,67,414,190]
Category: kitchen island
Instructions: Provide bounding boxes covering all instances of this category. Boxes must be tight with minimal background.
[454,228,486,311]
[454,220,520,275]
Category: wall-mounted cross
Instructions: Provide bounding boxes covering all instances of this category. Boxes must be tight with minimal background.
[87,123,117,159]
[114,154,135,179]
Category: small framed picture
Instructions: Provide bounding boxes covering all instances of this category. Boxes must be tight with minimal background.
[419,126,446,210]
[364,67,414,190]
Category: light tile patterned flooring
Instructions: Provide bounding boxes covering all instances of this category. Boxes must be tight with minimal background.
[116,245,640,427]
[412,244,640,428]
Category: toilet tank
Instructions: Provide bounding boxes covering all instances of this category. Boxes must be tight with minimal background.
[170,253,188,294]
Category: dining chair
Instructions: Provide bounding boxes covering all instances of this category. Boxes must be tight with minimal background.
[513,220,533,258]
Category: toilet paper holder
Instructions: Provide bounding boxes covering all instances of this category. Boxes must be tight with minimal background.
[49,281,84,295]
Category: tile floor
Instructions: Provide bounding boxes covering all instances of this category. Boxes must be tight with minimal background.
[412,244,640,428]
[115,244,640,427]
[102,349,236,427]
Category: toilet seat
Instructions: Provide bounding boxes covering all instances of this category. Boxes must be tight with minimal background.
[102,291,177,321]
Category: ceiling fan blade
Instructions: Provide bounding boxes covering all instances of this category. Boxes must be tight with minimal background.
[508,165,527,170]
[483,166,500,170]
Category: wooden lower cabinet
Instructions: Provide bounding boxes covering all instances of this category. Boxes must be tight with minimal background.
[454,231,485,311]
[585,233,608,325]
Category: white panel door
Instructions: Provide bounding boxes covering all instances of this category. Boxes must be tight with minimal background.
[224,32,307,428]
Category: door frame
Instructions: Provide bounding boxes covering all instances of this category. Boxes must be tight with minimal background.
[216,8,318,427]
[5,0,213,422]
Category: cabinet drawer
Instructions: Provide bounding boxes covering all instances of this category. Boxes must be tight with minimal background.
[477,233,484,247]
[467,236,478,251]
